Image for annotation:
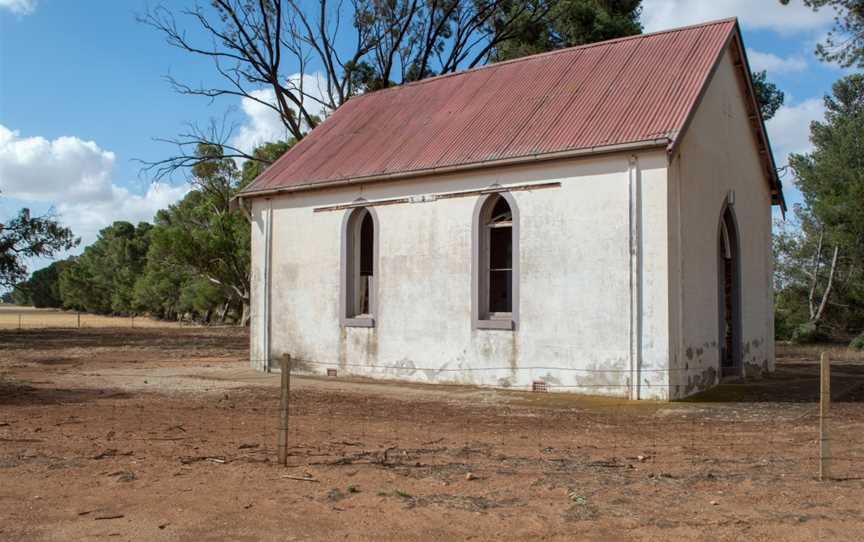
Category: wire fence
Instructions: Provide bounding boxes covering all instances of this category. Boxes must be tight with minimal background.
[254,354,864,484]
[2,328,861,486]
[0,309,191,330]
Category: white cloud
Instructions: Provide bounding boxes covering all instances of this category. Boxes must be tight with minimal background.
[747,49,808,74]
[56,183,189,245]
[766,98,825,166]
[230,72,331,155]
[0,125,189,246]
[0,0,36,15]
[641,0,836,34]
[0,125,115,202]
[230,88,292,157]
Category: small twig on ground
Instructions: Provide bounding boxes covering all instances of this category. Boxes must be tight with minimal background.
[92,449,133,460]
[282,474,318,482]
[94,514,124,520]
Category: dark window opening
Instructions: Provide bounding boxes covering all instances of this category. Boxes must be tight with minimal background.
[356,211,374,316]
[487,196,512,314]
[360,212,374,276]
[357,212,375,314]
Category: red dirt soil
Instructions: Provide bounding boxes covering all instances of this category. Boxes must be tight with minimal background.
[1,328,863,541]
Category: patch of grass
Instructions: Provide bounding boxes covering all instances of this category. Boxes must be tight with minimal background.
[777,342,864,363]
[346,485,359,494]
[393,489,413,499]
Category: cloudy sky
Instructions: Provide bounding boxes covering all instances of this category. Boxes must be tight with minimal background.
[0,0,850,264]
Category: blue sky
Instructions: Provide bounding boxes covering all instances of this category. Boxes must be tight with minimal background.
[0,0,851,265]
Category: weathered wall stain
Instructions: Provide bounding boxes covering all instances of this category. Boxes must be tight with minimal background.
[685,365,717,395]
[247,46,776,401]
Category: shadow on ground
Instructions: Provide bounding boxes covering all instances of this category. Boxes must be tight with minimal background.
[685,360,864,403]
[0,328,248,353]
[0,381,132,406]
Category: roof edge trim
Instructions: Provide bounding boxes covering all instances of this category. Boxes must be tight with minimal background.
[666,20,786,213]
[236,138,671,200]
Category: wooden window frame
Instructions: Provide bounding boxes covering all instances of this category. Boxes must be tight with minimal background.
[472,191,519,331]
[340,205,378,328]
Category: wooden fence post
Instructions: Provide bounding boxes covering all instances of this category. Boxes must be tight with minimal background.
[278,354,291,466]
[77,312,81,329]
[18,314,22,330]
[819,352,831,481]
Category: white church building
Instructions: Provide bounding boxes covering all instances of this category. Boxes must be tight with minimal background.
[236,18,785,400]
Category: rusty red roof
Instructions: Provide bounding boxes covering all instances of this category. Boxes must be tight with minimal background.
[241,18,783,208]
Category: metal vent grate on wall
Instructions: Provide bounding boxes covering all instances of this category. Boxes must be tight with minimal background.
[327,368,338,377]
[532,381,548,393]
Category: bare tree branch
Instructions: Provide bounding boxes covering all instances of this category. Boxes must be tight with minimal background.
[139,0,555,177]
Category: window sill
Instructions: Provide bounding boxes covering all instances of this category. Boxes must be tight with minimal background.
[475,318,515,331]
[342,317,375,328]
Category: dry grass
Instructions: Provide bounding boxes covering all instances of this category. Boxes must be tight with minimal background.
[0,304,188,329]
[776,341,864,363]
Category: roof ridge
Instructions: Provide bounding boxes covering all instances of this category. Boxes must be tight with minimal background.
[349,17,738,100]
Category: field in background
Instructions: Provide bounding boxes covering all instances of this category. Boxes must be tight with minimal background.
[1,327,863,540]
[0,305,190,329]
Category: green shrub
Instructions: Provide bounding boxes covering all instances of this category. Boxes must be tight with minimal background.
[850,332,864,351]
[791,321,824,344]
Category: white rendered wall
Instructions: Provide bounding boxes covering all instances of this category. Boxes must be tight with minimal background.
[249,151,671,398]
[668,47,776,398]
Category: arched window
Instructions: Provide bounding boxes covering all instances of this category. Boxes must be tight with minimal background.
[341,206,377,327]
[473,192,519,330]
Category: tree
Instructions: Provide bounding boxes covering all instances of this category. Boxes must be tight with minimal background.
[16,260,72,308]
[9,283,31,306]
[140,142,290,325]
[751,70,785,121]
[59,222,152,314]
[0,207,78,288]
[132,261,188,320]
[490,0,642,61]
[781,0,864,68]
[791,75,864,245]
[141,1,660,175]
[241,140,295,187]
[775,74,864,339]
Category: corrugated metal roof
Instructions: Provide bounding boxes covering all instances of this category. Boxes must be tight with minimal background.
[242,18,775,199]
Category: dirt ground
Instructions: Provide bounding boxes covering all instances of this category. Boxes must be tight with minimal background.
[1,327,863,541]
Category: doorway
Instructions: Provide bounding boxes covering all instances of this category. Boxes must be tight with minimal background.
[718,206,741,378]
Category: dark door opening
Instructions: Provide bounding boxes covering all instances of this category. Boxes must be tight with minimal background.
[718,207,741,378]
